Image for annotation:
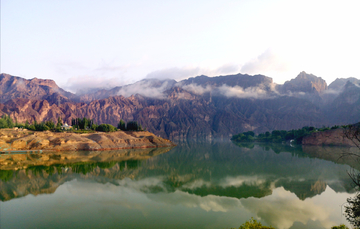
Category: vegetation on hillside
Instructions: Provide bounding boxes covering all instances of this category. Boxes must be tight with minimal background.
[0,115,15,129]
[231,125,346,144]
[118,119,143,131]
[0,115,143,133]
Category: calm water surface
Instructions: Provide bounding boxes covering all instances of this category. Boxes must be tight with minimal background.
[0,141,359,229]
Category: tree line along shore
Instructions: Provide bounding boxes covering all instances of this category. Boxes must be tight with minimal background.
[0,115,143,133]
[231,124,356,145]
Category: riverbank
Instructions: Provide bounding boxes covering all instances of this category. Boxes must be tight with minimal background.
[0,129,175,152]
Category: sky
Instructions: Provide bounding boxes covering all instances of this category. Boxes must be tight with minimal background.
[1,0,360,93]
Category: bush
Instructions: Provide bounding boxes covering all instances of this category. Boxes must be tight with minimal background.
[0,115,14,128]
[96,124,117,132]
[233,218,275,229]
[331,225,349,229]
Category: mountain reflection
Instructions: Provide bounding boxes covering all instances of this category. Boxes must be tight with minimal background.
[0,141,357,203]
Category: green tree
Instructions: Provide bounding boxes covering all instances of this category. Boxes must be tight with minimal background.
[234,218,275,229]
[96,124,117,132]
[0,115,14,128]
[331,224,349,229]
[45,120,55,130]
[118,119,126,130]
[25,120,29,129]
[56,117,63,129]
[0,118,7,128]
[126,121,143,131]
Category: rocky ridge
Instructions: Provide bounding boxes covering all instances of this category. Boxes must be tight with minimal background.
[0,71,359,140]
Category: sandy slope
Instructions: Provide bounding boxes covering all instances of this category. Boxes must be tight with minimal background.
[0,129,175,152]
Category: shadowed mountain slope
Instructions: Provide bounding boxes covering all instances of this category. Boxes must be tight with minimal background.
[0,72,359,140]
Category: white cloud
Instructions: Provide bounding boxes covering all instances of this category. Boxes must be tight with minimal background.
[179,83,275,99]
[241,49,290,75]
[63,75,129,94]
[219,176,267,188]
[180,84,213,95]
[116,79,175,99]
[240,187,337,229]
[217,85,269,99]
[146,64,240,81]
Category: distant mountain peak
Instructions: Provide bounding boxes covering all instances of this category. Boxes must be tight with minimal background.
[328,77,360,91]
[280,71,327,94]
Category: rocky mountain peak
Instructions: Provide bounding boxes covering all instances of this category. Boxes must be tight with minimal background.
[328,77,360,91]
[179,73,273,88]
[29,77,58,88]
[0,73,77,104]
[280,71,328,94]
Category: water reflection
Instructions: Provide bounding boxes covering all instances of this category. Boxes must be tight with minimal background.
[0,142,358,229]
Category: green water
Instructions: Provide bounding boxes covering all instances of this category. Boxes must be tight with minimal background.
[0,141,358,229]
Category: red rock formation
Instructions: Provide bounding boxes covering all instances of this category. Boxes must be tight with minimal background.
[302,128,358,146]
[0,73,77,104]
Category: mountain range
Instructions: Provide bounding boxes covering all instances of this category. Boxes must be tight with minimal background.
[0,72,359,140]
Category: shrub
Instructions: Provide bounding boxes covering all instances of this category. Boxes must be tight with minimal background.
[331,224,349,229]
[233,218,275,229]
[96,124,117,132]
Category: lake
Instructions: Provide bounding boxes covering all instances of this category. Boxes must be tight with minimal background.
[0,141,359,229]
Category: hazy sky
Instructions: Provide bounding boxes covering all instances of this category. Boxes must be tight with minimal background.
[2,0,360,92]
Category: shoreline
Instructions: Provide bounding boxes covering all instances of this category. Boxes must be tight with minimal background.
[0,129,176,152]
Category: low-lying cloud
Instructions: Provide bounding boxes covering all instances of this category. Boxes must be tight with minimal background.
[241,49,290,75]
[180,83,275,99]
[116,79,175,99]
[63,75,129,94]
[146,64,240,81]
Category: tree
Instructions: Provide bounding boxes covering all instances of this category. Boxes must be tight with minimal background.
[343,123,360,227]
[25,120,29,129]
[126,121,143,131]
[57,117,63,129]
[331,225,349,229]
[118,119,126,131]
[233,218,275,229]
[96,124,117,132]
[0,115,14,129]
[45,120,55,130]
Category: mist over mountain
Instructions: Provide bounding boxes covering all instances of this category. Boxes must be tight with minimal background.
[0,72,359,140]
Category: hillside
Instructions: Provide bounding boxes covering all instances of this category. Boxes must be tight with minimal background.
[0,72,359,140]
[0,129,175,152]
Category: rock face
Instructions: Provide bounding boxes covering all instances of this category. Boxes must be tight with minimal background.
[280,71,328,94]
[0,73,78,104]
[328,77,360,91]
[302,128,358,146]
[0,72,360,140]
[0,129,175,152]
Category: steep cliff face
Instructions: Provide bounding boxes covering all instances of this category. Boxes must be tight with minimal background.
[323,82,360,125]
[0,95,327,140]
[280,71,328,94]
